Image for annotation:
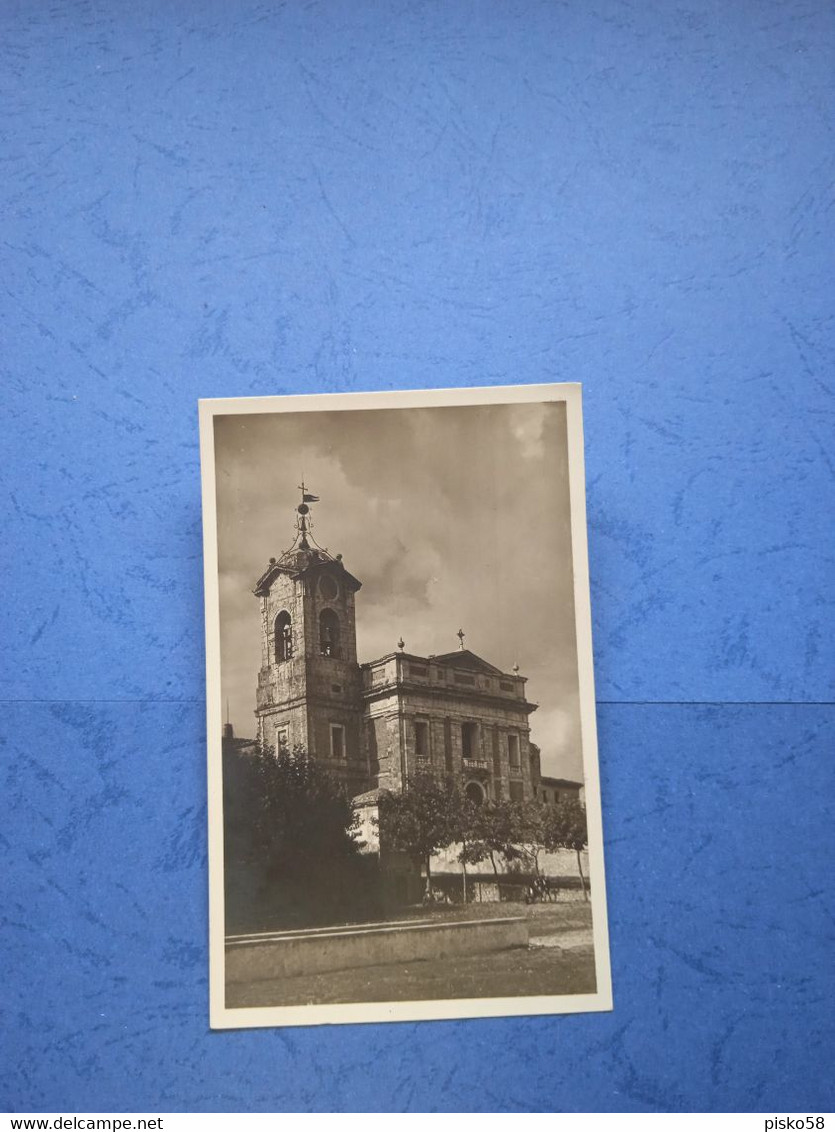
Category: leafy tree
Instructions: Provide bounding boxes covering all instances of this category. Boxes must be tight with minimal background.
[249,743,361,870]
[223,742,368,929]
[469,799,524,876]
[378,771,460,894]
[451,795,491,901]
[511,800,549,876]
[543,798,590,900]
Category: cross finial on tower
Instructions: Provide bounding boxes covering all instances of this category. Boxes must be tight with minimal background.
[457,628,465,650]
[297,480,320,503]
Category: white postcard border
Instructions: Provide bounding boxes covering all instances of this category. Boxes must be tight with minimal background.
[198,382,612,1029]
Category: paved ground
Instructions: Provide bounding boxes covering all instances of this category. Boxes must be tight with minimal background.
[226,901,597,1009]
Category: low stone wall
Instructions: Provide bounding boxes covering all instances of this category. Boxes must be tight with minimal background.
[433,843,590,879]
[226,914,528,984]
[428,872,590,905]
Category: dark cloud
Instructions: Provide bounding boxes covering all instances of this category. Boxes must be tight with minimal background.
[213,399,583,779]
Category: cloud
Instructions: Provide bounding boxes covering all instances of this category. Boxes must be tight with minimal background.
[509,401,549,460]
[212,400,582,778]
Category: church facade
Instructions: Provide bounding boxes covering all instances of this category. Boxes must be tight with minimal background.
[250,492,553,805]
[361,649,537,804]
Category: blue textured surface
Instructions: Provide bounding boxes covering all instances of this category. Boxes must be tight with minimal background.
[2,0,833,1114]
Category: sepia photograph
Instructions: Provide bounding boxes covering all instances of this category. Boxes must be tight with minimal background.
[199,383,611,1029]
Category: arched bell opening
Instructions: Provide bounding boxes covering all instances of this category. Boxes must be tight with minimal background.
[274,610,293,662]
[319,608,341,658]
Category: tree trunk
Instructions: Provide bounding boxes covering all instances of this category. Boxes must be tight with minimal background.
[425,853,432,897]
[576,848,589,901]
[489,851,499,877]
[462,856,467,903]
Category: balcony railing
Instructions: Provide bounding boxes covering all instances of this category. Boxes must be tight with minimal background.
[462,758,488,770]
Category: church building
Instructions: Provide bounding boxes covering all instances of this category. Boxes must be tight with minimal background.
[249,489,553,806]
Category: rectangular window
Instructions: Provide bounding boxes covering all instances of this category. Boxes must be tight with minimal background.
[509,781,524,803]
[276,726,289,752]
[499,680,513,692]
[414,720,429,758]
[444,718,453,772]
[454,673,475,686]
[492,728,501,776]
[462,722,478,760]
[507,733,520,768]
[330,723,345,759]
[409,664,428,678]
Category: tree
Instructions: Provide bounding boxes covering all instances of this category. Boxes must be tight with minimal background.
[245,743,361,873]
[452,796,490,901]
[511,801,549,876]
[468,800,522,877]
[543,798,589,901]
[377,771,461,895]
[223,742,368,929]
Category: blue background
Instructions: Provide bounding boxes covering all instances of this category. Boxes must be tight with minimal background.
[2,0,833,1114]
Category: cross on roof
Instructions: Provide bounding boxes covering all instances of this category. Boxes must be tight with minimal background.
[457,628,465,650]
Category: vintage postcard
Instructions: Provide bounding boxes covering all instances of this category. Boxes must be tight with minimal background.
[199,383,612,1028]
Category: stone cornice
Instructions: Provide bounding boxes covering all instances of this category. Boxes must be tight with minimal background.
[362,680,537,715]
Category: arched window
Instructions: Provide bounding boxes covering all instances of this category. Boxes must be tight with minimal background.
[274,611,293,662]
[465,781,485,806]
[319,608,341,658]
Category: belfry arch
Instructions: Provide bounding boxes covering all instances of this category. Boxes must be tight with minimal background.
[319,607,341,658]
[274,610,292,662]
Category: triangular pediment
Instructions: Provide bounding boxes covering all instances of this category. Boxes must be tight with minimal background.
[432,649,506,677]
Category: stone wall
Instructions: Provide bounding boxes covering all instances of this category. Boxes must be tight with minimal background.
[373,685,535,801]
[433,842,590,881]
[226,915,529,982]
[361,709,405,792]
[255,562,366,788]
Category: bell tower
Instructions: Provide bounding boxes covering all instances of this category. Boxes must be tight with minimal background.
[252,487,366,793]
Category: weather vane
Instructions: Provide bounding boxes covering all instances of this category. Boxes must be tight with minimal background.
[295,481,320,548]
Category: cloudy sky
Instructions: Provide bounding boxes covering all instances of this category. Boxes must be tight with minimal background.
[213,398,583,780]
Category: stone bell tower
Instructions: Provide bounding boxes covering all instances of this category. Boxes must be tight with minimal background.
[252,487,366,793]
